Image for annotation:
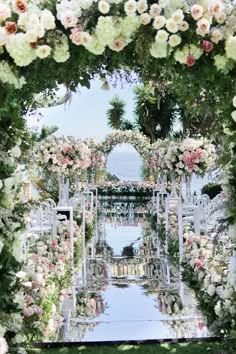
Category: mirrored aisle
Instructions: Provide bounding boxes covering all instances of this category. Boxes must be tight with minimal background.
[59,200,212,343]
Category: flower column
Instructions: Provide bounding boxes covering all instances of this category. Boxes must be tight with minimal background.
[0,84,31,353]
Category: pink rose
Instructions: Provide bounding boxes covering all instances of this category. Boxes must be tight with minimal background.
[23,306,34,317]
[25,295,34,305]
[186,55,195,67]
[109,36,127,52]
[196,259,204,269]
[0,3,11,22]
[5,21,17,35]
[70,27,82,45]
[32,305,43,315]
[13,0,27,14]
[65,146,73,153]
[197,18,210,36]
[202,40,213,53]
[61,10,77,29]
[186,239,193,246]
[198,322,205,330]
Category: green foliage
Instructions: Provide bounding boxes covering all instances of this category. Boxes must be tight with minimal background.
[201,183,222,200]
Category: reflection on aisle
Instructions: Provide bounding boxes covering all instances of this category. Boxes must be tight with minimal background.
[60,201,211,342]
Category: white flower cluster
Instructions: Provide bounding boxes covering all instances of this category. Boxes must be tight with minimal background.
[231,95,236,122]
[0,60,26,88]
[101,130,150,155]
[36,136,91,176]
[184,232,236,324]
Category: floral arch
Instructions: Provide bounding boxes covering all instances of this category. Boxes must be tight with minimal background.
[100,130,151,157]
[0,0,236,352]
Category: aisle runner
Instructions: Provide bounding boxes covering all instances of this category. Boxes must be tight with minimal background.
[60,201,212,342]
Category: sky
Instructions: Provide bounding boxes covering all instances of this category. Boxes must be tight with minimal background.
[27,78,137,152]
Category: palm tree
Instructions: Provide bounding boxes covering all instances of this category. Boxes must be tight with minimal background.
[106,84,179,142]
[106,96,126,129]
[133,85,179,142]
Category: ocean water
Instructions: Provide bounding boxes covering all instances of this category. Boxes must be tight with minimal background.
[107,151,213,195]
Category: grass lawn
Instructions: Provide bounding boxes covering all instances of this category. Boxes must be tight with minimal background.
[31,341,236,354]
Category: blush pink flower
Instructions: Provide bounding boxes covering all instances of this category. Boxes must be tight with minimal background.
[70,27,82,45]
[61,10,77,29]
[0,3,11,22]
[13,0,27,14]
[5,21,17,35]
[25,295,34,305]
[186,55,195,67]
[202,40,214,53]
[196,259,204,269]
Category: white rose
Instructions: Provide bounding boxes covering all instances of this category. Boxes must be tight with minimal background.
[231,111,236,122]
[0,337,8,354]
[215,12,226,24]
[172,9,184,24]
[80,0,93,9]
[140,13,151,25]
[137,0,148,14]
[11,145,21,158]
[225,36,236,61]
[155,29,169,43]
[34,23,45,38]
[169,34,181,47]
[41,9,56,30]
[27,13,40,29]
[196,18,210,36]
[153,15,166,29]
[159,0,168,8]
[166,18,178,33]
[149,4,161,18]
[211,29,223,44]
[61,9,78,28]
[80,32,92,46]
[179,20,189,31]
[233,96,236,108]
[124,0,136,15]
[191,4,203,20]
[98,0,110,14]
[25,29,38,43]
[16,270,27,279]
[36,45,51,59]
[207,284,216,296]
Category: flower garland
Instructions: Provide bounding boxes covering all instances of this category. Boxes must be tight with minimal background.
[100,130,150,156]
[0,0,234,80]
[36,136,91,176]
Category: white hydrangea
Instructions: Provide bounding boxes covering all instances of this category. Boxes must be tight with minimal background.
[0,338,8,354]
[120,16,140,38]
[52,32,70,63]
[0,61,26,88]
[6,33,37,66]
[225,35,236,61]
[95,16,117,45]
[150,41,168,58]
[80,0,93,9]
[213,54,233,73]
[85,35,105,54]
[174,44,203,64]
